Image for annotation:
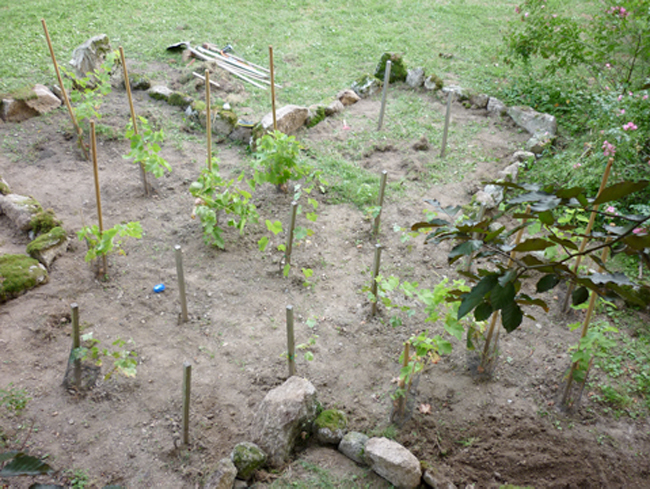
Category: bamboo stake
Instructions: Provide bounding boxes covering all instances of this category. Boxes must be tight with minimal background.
[90,121,108,276]
[286,305,296,377]
[479,206,531,372]
[269,46,277,131]
[119,46,149,196]
[562,158,614,312]
[192,72,221,89]
[182,361,192,445]
[41,19,89,161]
[205,70,212,171]
[562,242,610,407]
[285,201,299,267]
[71,303,81,389]
[373,171,388,238]
[377,61,392,131]
[440,92,453,158]
[370,244,383,317]
[175,245,188,324]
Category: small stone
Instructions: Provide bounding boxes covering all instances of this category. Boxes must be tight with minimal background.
[469,93,489,109]
[412,136,430,151]
[337,89,360,106]
[406,67,425,88]
[338,431,369,465]
[365,437,422,489]
[148,85,174,102]
[424,74,444,91]
[325,99,345,116]
[487,97,507,116]
[231,442,267,481]
[351,74,382,98]
[204,458,237,489]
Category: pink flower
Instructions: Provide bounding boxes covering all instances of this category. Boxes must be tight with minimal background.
[524,12,529,18]
[515,6,520,13]
[620,109,626,115]
[623,122,638,131]
[602,140,616,157]
[618,94,623,101]
[606,206,617,214]
[606,63,612,70]
[629,91,633,96]
[552,14,557,18]
[644,95,649,100]
[633,228,645,235]
[573,163,582,169]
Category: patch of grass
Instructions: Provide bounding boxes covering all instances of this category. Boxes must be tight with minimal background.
[270,460,372,489]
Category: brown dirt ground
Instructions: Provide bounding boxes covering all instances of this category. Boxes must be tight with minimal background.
[1,61,649,489]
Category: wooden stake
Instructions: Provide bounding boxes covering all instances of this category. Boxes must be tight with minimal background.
[119,46,149,196]
[285,201,298,268]
[440,92,453,158]
[286,305,296,377]
[562,158,614,312]
[377,60,392,130]
[370,244,383,317]
[373,171,388,239]
[175,245,188,324]
[71,303,81,389]
[269,46,277,131]
[41,19,89,161]
[182,361,192,445]
[90,121,108,276]
[393,341,410,421]
[205,69,212,171]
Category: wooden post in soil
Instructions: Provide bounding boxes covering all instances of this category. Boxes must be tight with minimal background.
[377,61,392,131]
[119,46,149,196]
[373,170,388,239]
[175,245,189,324]
[205,69,213,171]
[284,201,299,268]
[440,92,453,158]
[561,242,611,408]
[562,158,614,312]
[392,342,410,422]
[479,206,531,374]
[182,361,192,445]
[370,244,383,317]
[41,19,89,161]
[71,303,81,389]
[90,121,108,276]
[286,305,296,377]
[269,46,277,131]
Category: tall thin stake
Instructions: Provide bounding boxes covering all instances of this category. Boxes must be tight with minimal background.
[175,245,188,323]
[71,303,81,389]
[205,69,213,171]
[286,305,296,377]
[562,158,614,312]
[377,61,392,131]
[370,244,383,317]
[440,92,453,158]
[119,46,149,196]
[41,19,89,161]
[182,361,192,445]
[285,201,298,268]
[269,46,277,131]
[373,171,388,239]
[90,121,108,276]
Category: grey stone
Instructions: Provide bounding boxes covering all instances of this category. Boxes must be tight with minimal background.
[233,480,249,489]
[0,175,10,195]
[423,468,457,489]
[483,184,504,207]
[148,85,174,102]
[497,162,520,182]
[313,409,348,445]
[423,74,443,91]
[231,442,267,481]
[259,105,309,135]
[24,84,61,115]
[507,105,557,136]
[442,85,470,101]
[338,431,369,465]
[306,104,327,127]
[510,150,536,164]
[1,98,38,123]
[365,437,422,489]
[474,191,495,209]
[0,194,41,231]
[229,125,253,144]
[469,93,489,109]
[526,133,554,154]
[69,34,111,79]
[325,99,345,116]
[487,97,507,116]
[337,89,360,106]
[351,74,382,98]
[251,376,318,467]
[406,68,425,88]
[204,457,237,489]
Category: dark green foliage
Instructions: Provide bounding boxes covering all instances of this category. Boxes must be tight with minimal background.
[374,52,407,83]
[0,255,48,303]
[29,208,61,235]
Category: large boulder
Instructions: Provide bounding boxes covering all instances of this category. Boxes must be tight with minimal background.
[365,437,422,489]
[441,85,470,102]
[251,376,318,467]
[26,226,68,269]
[148,85,174,102]
[25,84,62,115]
[230,442,267,481]
[0,194,41,232]
[0,255,49,303]
[507,105,557,137]
[258,105,309,136]
[313,409,348,445]
[1,98,38,123]
[204,458,237,489]
[338,431,369,465]
[69,34,112,79]
[374,53,408,83]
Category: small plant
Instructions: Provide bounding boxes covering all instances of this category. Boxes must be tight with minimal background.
[77,221,143,262]
[67,468,90,489]
[254,130,308,190]
[123,116,172,178]
[296,335,318,361]
[0,383,30,416]
[72,334,138,380]
[189,164,258,249]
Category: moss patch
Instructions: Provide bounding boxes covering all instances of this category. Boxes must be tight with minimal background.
[306,106,326,128]
[0,175,10,195]
[26,226,66,256]
[168,91,193,107]
[0,254,49,303]
[314,409,347,431]
[425,73,444,91]
[374,53,408,83]
[29,208,61,235]
[8,85,37,101]
[129,73,151,91]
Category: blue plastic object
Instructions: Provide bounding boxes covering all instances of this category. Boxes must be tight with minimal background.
[153,283,166,293]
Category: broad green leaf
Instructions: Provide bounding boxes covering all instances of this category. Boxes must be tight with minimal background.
[513,238,555,252]
[536,274,560,292]
[592,181,649,205]
[474,301,493,321]
[0,453,53,476]
[283,264,291,277]
[458,275,498,319]
[448,240,483,262]
[490,282,516,310]
[501,301,523,333]
[572,286,589,306]
[258,236,269,252]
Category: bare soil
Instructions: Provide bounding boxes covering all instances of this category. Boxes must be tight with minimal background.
[1,62,649,489]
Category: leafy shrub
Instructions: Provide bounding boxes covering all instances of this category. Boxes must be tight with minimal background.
[124,116,172,178]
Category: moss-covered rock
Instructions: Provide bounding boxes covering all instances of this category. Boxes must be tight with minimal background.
[128,73,151,91]
[374,53,408,83]
[306,105,327,128]
[168,91,193,107]
[313,409,348,445]
[0,175,11,195]
[26,226,68,268]
[351,73,383,98]
[29,208,61,235]
[0,254,49,303]
[0,194,41,232]
[424,73,444,91]
[230,441,267,480]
